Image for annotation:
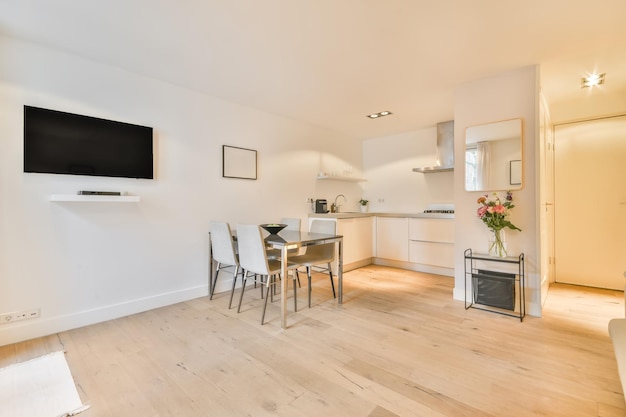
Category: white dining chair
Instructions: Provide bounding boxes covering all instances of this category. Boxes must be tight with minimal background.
[209,221,243,309]
[236,224,300,324]
[289,220,336,308]
[281,217,301,231]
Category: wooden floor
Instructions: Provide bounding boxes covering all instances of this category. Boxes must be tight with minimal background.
[1,265,625,417]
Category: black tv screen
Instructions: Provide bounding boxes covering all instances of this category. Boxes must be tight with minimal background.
[24,105,154,179]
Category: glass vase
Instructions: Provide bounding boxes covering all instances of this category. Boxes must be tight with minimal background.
[488,228,507,257]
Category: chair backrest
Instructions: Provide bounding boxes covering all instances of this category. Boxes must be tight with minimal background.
[310,219,335,235]
[308,220,336,259]
[209,221,238,266]
[236,224,271,275]
[281,217,301,231]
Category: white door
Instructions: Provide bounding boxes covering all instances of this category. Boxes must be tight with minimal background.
[539,99,555,305]
[554,115,626,290]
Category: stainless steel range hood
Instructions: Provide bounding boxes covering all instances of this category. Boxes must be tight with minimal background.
[413,120,454,173]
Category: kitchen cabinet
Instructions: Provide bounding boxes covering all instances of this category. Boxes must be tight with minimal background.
[408,218,454,269]
[376,217,409,261]
[310,214,454,276]
[337,217,373,266]
[308,215,373,272]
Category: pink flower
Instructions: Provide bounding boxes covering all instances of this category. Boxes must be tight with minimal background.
[475,191,522,232]
[493,204,506,214]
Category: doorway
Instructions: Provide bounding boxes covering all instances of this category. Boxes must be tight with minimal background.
[554,115,626,290]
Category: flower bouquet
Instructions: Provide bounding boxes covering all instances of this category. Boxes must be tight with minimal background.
[477,191,521,257]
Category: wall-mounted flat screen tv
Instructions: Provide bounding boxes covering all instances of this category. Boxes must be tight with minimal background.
[24,105,154,179]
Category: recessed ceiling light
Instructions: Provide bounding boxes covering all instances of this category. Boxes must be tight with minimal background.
[367,110,393,119]
[581,73,605,88]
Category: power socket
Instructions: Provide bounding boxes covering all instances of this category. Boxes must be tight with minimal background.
[27,308,41,319]
[0,308,40,324]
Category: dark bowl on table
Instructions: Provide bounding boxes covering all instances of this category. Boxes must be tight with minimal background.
[260,223,287,235]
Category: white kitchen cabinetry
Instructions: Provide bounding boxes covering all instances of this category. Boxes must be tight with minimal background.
[337,217,373,267]
[376,217,409,261]
[409,218,454,269]
[308,216,373,272]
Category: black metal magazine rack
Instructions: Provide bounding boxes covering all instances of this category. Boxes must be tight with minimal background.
[464,248,525,321]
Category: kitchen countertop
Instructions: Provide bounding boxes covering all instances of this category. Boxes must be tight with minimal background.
[308,212,454,219]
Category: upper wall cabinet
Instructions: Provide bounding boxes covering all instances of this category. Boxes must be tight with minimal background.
[465,118,523,191]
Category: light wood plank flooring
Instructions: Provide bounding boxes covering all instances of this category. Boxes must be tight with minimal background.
[1,265,625,417]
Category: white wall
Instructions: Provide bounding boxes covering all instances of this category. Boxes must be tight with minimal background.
[0,36,365,345]
[486,138,523,191]
[362,128,454,213]
[452,66,541,316]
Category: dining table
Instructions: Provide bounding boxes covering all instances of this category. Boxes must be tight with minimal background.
[209,227,344,329]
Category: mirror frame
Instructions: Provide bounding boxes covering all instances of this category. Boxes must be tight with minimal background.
[464,118,523,192]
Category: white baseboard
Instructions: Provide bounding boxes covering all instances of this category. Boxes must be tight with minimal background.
[372,258,454,277]
[0,285,208,347]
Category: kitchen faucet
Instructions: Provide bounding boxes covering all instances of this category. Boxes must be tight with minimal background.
[332,194,346,213]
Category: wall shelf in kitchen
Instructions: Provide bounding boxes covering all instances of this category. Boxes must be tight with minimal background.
[316,175,366,182]
[49,194,141,202]
[412,166,454,173]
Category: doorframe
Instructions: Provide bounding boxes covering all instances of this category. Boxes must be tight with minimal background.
[552,113,626,289]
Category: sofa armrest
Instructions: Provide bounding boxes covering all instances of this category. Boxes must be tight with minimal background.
[609,318,626,392]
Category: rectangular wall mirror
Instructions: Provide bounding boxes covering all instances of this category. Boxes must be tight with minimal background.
[465,118,522,191]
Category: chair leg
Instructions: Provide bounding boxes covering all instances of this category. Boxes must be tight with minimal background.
[293,273,297,312]
[259,274,264,299]
[261,276,272,324]
[228,265,239,309]
[240,269,246,289]
[328,263,336,298]
[307,266,313,308]
[210,264,221,299]
[237,270,248,313]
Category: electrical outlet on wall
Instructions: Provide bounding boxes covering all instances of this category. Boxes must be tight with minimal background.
[0,308,40,324]
[27,309,40,319]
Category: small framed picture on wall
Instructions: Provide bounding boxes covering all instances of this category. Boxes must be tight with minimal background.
[509,159,521,185]
[222,145,257,180]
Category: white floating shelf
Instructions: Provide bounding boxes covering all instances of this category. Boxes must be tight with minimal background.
[316,175,366,182]
[49,194,140,202]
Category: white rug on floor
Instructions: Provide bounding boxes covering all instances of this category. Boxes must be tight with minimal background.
[0,351,90,417]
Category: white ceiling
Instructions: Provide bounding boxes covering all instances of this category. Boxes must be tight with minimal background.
[1,0,625,139]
